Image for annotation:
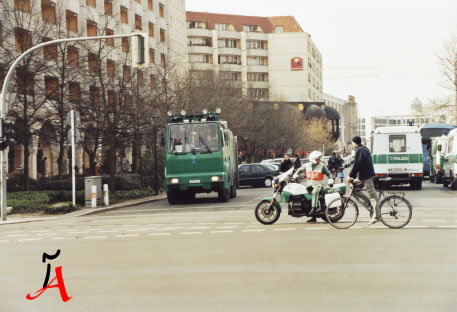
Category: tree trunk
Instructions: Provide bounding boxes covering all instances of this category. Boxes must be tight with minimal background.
[23,135,30,190]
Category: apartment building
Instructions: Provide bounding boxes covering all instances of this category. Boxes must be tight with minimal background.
[186,11,323,102]
[0,0,187,179]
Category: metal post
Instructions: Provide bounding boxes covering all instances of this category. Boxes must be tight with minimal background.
[153,125,158,195]
[103,184,109,206]
[71,111,76,207]
[91,185,97,208]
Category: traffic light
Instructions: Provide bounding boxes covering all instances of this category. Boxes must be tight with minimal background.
[132,33,149,69]
[0,118,15,151]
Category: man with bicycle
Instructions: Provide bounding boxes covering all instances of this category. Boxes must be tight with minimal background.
[348,136,379,225]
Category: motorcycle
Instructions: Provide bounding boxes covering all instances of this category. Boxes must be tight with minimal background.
[255,167,347,225]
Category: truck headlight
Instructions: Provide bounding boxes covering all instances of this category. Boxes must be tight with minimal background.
[211,176,221,182]
[169,178,179,184]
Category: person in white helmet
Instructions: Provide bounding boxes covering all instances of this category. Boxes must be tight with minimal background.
[294,151,334,222]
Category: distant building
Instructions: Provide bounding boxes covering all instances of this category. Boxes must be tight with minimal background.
[186,11,323,102]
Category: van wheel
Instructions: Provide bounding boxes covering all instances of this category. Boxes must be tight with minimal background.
[443,177,449,188]
[415,181,422,190]
[230,180,237,198]
[450,174,457,190]
[218,188,230,202]
[167,190,181,205]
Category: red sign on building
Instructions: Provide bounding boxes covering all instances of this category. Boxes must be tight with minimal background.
[291,57,304,71]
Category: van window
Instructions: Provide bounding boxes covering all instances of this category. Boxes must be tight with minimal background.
[389,135,406,153]
[448,136,454,154]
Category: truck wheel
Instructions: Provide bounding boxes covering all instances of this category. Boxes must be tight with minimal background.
[415,181,422,190]
[409,182,416,190]
[450,174,457,190]
[184,191,195,201]
[443,176,449,188]
[218,188,230,202]
[167,190,180,205]
[230,181,237,198]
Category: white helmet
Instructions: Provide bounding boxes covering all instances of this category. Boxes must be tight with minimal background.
[309,151,322,164]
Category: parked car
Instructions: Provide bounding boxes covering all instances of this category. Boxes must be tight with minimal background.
[238,163,278,187]
[263,163,279,173]
[343,156,353,167]
[321,156,331,165]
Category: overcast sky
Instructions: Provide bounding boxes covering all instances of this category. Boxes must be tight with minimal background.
[186,0,457,118]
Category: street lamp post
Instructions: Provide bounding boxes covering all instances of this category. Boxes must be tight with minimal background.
[151,113,160,195]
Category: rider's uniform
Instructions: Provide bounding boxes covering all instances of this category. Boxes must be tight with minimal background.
[296,162,332,208]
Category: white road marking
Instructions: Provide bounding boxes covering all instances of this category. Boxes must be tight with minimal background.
[438,226,457,229]
[186,227,209,230]
[273,228,297,231]
[197,222,218,225]
[19,238,42,242]
[242,229,265,232]
[0,240,10,243]
[179,232,203,235]
[51,237,71,240]
[432,212,451,214]
[127,229,148,232]
[3,230,24,233]
[422,220,446,222]
[404,226,430,229]
[97,230,119,233]
[67,231,89,234]
[348,226,363,229]
[157,227,181,231]
[84,236,107,239]
[247,225,262,228]
[116,234,139,237]
[211,230,233,234]
[6,234,28,237]
[57,229,78,232]
[30,230,51,233]
[305,228,329,230]
[37,232,59,236]
[216,226,239,229]
[148,233,171,236]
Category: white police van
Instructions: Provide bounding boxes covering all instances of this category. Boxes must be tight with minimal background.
[371,126,423,190]
[443,128,457,190]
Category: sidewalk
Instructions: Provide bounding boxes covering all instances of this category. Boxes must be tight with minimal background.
[0,194,167,225]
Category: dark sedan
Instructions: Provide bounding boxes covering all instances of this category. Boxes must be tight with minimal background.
[238,164,278,187]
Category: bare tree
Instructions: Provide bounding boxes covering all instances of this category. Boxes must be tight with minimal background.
[438,31,457,122]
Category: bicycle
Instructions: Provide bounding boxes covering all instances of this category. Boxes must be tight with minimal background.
[325,177,413,229]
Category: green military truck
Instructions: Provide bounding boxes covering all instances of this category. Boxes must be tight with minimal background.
[164,109,239,204]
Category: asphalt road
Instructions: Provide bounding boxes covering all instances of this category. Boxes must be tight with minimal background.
[0,180,456,311]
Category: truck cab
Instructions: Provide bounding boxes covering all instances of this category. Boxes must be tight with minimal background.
[443,128,457,190]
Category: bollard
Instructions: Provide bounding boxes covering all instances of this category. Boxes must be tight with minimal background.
[103,184,109,206]
[91,185,97,208]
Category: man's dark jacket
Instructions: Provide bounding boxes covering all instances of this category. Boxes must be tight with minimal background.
[349,145,375,180]
[279,159,293,173]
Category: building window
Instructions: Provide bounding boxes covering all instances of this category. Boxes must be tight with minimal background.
[66,10,78,32]
[215,23,228,31]
[188,37,211,46]
[188,54,212,64]
[219,71,240,81]
[88,53,97,72]
[246,40,267,49]
[150,74,157,88]
[218,39,238,48]
[44,76,59,101]
[15,0,31,13]
[243,25,261,32]
[86,0,96,7]
[148,0,153,10]
[137,71,144,86]
[148,22,154,37]
[275,25,284,33]
[247,73,268,82]
[160,28,165,42]
[67,46,79,67]
[247,56,268,66]
[68,82,81,103]
[16,69,34,95]
[104,0,113,16]
[105,28,114,46]
[248,88,268,99]
[41,0,56,24]
[134,14,142,30]
[123,93,132,106]
[159,3,164,17]
[121,37,129,52]
[218,55,241,65]
[160,53,166,67]
[107,90,116,105]
[42,37,57,60]
[187,21,207,29]
[149,48,155,64]
[120,6,128,24]
[87,20,97,37]
[134,0,141,3]
[106,59,115,78]
[89,86,100,106]
[123,65,131,82]
[15,27,32,52]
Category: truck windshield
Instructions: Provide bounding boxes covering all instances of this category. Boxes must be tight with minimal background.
[168,123,220,153]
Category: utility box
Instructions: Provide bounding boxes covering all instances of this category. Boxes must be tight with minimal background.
[85,176,102,207]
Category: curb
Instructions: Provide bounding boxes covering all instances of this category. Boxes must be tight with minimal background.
[0,194,166,225]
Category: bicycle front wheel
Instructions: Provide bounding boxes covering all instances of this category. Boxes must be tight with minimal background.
[378,195,412,229]
[325,197,359,229]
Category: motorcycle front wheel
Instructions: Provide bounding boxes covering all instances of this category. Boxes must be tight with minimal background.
[325,197,359,229]
[255,200,281,225]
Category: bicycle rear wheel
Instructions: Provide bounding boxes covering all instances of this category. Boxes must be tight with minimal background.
[378,195,412,229]
[325,197,359,229]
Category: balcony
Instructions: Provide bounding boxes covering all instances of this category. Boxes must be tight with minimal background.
[247,81,269,89]
[247,49,268,57]
[219,64,242,72]
[188,46,212,54]
[218,47,241,56]
[217,30,241,39]
[247,65,269,73]
[246,32,268,41]
[187,28,212,37]
[188,63,214,71]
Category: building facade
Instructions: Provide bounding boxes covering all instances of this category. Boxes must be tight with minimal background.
[0,0,187,179]
[186,12,323,102]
